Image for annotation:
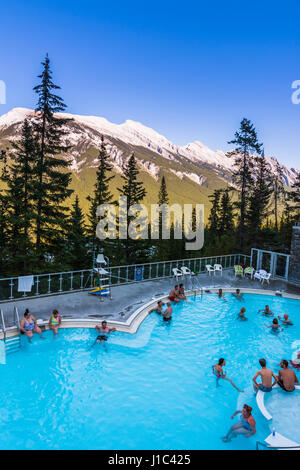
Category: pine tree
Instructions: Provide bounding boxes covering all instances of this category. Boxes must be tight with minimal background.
[87,135,115,257]
[31,54,73,263]
[156,176,170,261]
[118,154,147,263]
[66,195,88,270]
[227,118,262,251]
[219,188,235,236]
[2,119,37,273]
[247,150,273,247]
[287,173,300,219]
[273,161,285,232]
[0,150,9,274]
[207,189,222,241]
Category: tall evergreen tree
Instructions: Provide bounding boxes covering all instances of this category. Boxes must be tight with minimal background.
[273,161,285,232]
[156,176,170,260]
[227,118,262,250]
[2,119,37,273]
[287,173,300,219]
[66,195,88,270]
[219,188,235,236]
[87,136,115,257]
[247,150,273,247]
[31,54,73,262]
[207,189,222,241]
[118,154,147,263]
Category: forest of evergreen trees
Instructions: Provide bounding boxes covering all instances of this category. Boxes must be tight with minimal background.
[0,56,299,277]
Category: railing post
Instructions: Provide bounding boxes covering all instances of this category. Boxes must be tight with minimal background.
[35,276,40,296]
[9,279,14,300]
[70,272,73,291]
[47,275,51,294]
[80,271,84,289]
[59,274,63,292]
[149,264,152,279]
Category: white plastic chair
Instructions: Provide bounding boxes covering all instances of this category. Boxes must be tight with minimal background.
[181,266,193,276]
[260,272,271,285]
[206,265,215,276]
[253,269,267,281]
[214,264,223,276]
[172,268,183,281]
[96,254,107,265]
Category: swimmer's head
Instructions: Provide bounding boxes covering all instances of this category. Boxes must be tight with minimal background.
[259,358,267,368]
[218,358,225,366]
[179,283,183,288]
[280,360,288,369]
[53,309,59,316]
[265,305,269,311]
[174,285,178,289]
[283,313,289,320]
[241,307,246,313]
[272,318,278,325]
[166,302,171,307]
[102,321,107,327]
[158,301,163,307]
[24,308,30,317]
[236,289,240,294]
[243,404,252,415]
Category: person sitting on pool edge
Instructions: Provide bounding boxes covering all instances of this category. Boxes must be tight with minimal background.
[265,318,283,332]
[49,309,62,340]
[222,404,256,442]
[290,351,300,369]
[232,289,243,300]
[169,285,180,303]
[20,309,44,343]
[178,284,187,300]
[277,360,299,392]
[252,358,277,392]
[148,300,164,315]
[213,358,244,392]
[218,288,226,300]
[238,307,247,321]
[258,305,273,316]
[162,302,173,321]
[94,321,116,344]
[278,313,293,326]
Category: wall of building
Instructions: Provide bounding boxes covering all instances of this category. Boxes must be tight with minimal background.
[289,224,300,284]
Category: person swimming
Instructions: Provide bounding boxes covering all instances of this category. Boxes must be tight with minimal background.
[212,358,244,392]
[162,302,173,321]
[93,321,116,345]
[232,289,243,301]
[222,404,256,442]
[218,289,226,301]
[265,318,283,333]
[148,300,164,315]
[238,307,247,321]
[278,313,293,326]
[258,305,274,316]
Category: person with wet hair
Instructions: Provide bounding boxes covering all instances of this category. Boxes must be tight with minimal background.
[277,360,299,392]
[265,318,283,332]
[20,309,44,343]
[253,358,277,392]
[222,404,256,442]
[212,358,244,392]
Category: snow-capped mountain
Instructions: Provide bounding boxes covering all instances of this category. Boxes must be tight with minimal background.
[0,107,298,207]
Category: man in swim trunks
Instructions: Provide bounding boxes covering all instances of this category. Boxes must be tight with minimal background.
[148,300,164,315]
[253,358,277,392]
[277,360,299,392]
[232,289,243,301]
[278,313,293,326]
[259,305,273,316]
[213,358,244,392]
[222,404,256,442]
[162,302,173,321]
[169,286,180,303]
[20,309,44,343]
[94,321,116,344]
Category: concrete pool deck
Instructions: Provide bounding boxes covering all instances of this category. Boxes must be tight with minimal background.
[1,269,300,329]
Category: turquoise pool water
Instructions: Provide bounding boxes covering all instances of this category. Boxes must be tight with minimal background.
[1,293,300,450]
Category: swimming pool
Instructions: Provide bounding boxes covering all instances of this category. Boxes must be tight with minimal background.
[1,292,300,450]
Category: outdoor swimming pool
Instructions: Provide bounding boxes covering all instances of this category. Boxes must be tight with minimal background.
[0,293,299,450]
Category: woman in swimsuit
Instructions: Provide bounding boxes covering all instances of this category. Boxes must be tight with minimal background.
[20,309,43,342]
[265,318,283,333]
[49,309,62,339]
[238,307,247,321]
[213,358,244,392]
[222,404,256,442]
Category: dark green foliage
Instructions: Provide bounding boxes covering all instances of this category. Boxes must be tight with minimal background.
[65,195,88,270]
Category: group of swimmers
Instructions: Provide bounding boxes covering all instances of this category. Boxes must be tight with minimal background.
[20,309,62,342]
[219,357,300,442]
[147,284,188,322]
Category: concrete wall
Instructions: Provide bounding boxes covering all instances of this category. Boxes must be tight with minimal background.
[289,224,300,284]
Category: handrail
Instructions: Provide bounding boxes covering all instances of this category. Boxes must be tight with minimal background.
[13,306,20,333]
[0,309,6,341]
[256,440,300,450]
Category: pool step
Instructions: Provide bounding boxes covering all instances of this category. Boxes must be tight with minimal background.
[5,335,21,354]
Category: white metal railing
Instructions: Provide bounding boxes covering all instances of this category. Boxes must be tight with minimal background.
[0,309,6,340]
[0,253,251,302]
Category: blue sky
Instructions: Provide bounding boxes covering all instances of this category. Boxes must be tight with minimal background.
[0,0,299,167]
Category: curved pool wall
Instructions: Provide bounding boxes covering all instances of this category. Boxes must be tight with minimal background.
[2,288,300,341]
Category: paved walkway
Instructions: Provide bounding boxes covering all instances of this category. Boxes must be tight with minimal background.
[1,270,299,327]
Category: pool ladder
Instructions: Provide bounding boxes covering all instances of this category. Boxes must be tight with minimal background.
[0,307,21,354]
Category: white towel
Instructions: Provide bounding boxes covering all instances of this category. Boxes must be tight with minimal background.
[17,275,34,292]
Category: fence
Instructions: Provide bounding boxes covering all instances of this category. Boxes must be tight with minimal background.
[0,253,250,302]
